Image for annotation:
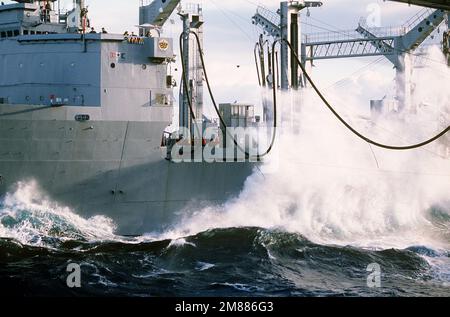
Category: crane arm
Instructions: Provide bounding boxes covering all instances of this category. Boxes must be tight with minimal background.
[388,0,450,11]
[139,0,181,27]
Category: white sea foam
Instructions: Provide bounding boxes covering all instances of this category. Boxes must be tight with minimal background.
[167,238,196,249]
[196,262,216,271]
[211,282,264,293]
[0,180,119,247]
[160,46,450,251]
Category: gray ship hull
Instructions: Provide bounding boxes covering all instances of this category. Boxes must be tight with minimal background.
[0,105,256,236]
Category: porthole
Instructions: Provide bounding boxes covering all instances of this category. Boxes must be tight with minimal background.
[142,64,147,70]
[110,63,116,68]
[418,27,423,33]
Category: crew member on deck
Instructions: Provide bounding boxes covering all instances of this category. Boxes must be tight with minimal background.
[44,2,52,23]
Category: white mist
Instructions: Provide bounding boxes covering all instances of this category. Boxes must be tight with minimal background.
[163,46,450,250]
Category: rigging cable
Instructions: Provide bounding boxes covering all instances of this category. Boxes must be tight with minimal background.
[325,57,386,90]
[210,0,255,42]
[254,37,271,86]
[179,31,278,159]
[180,30,449,155]
[254,42,262,86]
[273,39,450,151]
[179,2,449,153]
[178,33,202,139]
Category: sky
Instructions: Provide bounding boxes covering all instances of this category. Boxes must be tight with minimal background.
[4,0,447,112]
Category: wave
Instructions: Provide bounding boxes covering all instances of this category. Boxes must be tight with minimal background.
[0,181,119,248]
[1,174,449,253]
[157,46,450,250]
[1,227,449,296]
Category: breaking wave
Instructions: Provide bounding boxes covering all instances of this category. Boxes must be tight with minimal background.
[0,181,118,248]
[0,226,449,296]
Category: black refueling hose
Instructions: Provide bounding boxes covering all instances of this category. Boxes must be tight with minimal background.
[179,30,449,158]
[179,31,278,159]
[254,42,262,86]
[272,39,450,151]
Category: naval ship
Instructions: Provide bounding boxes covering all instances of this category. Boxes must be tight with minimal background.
[0,0,262,235]
[2,0,447,236]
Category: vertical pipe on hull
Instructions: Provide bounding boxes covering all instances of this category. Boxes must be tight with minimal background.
[275,51,280,89]
[180,15,191,135]
[446,12,450,66]
[280,2,289,90]
[300,41,310,88]
[394,56,409,112]
[259,36,267,87]
[265,49,273,123]
[394,37,410,112]
[290,13,299,89]
[194,18,205,126]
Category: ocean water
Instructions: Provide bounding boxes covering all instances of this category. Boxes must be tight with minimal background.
[0,221,449,297]
[0,173,449,297]
[0,216,449,297]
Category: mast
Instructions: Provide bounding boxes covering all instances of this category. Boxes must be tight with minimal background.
[178,4,204,138]
[279,1,313,90]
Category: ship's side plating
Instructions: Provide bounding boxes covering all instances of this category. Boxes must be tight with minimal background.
[0,112,254,235]
[0,32,175,120]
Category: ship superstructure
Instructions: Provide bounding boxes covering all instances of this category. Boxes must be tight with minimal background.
[0,0,175,122]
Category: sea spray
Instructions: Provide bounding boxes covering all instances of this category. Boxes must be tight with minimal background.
[0,180,118,247]
[0,48,448,251]
[161,46,450,250]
